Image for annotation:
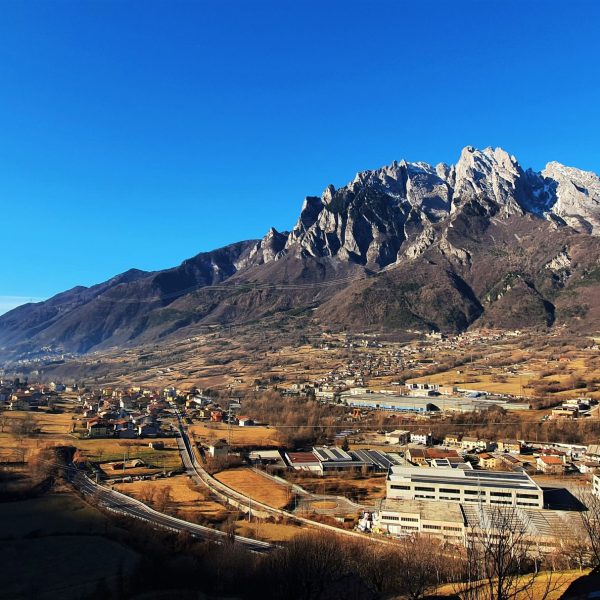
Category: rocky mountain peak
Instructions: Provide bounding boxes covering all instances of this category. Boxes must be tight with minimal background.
[541,161,600,234]
[451,146,527,215]
[3,145,600,360]
[256,146,600,269]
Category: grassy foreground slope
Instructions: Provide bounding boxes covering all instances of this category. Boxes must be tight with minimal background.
[0,492,138,600]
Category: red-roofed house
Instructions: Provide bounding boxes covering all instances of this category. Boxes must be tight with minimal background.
[536,455,565,474]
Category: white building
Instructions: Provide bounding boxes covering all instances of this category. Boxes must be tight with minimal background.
[593,474,600,498]
[460,437,490,451]
[387,466,543,508]
[410,431,432,446]
[377,499,465,544]
[207,441,229,458]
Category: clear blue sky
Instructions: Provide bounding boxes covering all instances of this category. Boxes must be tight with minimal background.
[1,0,599,312]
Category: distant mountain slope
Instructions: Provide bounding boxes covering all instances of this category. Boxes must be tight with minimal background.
[0,241,256,356]
[3,146,600,360]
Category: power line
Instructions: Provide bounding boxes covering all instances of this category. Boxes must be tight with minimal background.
[95,273,370,305]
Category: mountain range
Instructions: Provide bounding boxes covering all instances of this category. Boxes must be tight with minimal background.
[3,145,600,361]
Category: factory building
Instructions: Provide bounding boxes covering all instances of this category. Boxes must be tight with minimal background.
[387,466,543,508]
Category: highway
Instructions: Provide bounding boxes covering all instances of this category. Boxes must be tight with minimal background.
[171,408,396,547]
[72,466,274,553]
[173,409,286,518]
[70,407,382,552]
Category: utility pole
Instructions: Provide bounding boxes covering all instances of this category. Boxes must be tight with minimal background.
[228,404,233,450]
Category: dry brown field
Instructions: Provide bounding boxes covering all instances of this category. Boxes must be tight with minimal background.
[1,407,73,435]
[76,438,182,469]
[410,349,600,401]
[436,570,588,600]
[189,422,283,447]
[214,467,290,509]
[310,500,338,509]
[114,475,229,523]
[0,408,183,472]
[0,409,74,462]
[289,473,387,504]
[235,520,305,543]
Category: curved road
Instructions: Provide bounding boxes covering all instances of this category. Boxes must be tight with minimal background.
[174,409,396,546]
[72,468,274,553]
[69,408,384,552]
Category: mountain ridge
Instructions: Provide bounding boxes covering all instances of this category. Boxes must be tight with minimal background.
[3,146,600,361]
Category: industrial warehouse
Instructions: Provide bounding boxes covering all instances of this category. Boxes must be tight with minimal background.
[387,466,544,508]
[339,389,530,413]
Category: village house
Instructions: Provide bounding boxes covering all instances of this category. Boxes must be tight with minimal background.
[578,462,600,475]
[207,440,229,458]
[9,394,34,411]
[88,421,112,438]
[114,420,136,439]
[383,429,410,445]
[497,453,525,471]
[443,434,462,448]
[478,453,499,469]
[405,447,459,467]
[461,437,490,452]
[497,439,522,454]
[195,408,213,420]
[536,455,565,474]
[138,422,161,437]
[586,445,600,462]
[410,431,433,446]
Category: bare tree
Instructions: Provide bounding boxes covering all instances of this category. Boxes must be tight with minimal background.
[153,485,172,512]
[138,483,156,505]
[454,506,564,600]
[395,535,449,600]
[352,535,447,599]
[578,487,600,568]
[0,411,9,433]
[561,531,594,571]
[15,413,37,436]
[348,539,398,596]
[263,532,350,600]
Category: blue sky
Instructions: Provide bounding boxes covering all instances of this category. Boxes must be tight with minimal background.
[1,0,599,313]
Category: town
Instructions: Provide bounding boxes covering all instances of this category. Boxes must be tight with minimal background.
[2,373,599,553]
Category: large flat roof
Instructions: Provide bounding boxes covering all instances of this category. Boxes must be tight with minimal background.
[389,466,541,491]
[381,498,465,524]
[352,449,403,470]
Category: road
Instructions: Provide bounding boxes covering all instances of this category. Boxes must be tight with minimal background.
[172,408,396,546]
[174,409,286,518]
[71,467,274,553]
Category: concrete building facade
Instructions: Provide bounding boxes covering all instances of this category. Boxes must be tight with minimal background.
[387,466,543,508]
